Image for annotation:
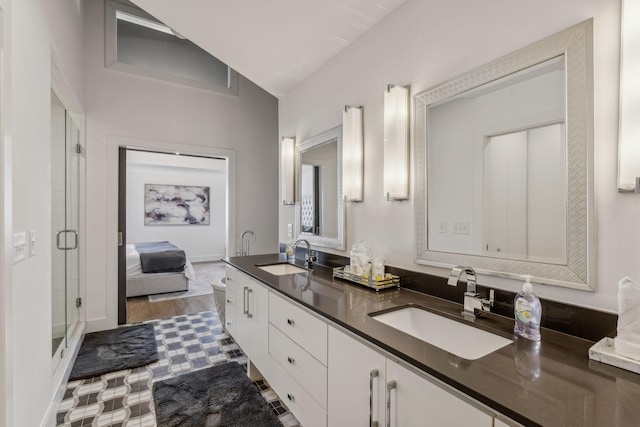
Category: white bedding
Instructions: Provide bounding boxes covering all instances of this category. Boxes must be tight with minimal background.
[126,244,195,280]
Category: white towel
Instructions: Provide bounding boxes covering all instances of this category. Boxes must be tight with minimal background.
[614,277,640,361]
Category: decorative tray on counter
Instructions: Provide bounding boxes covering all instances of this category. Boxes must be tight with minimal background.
[332,266,400,292]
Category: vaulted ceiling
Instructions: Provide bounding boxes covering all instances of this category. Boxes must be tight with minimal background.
[131,0,407,97]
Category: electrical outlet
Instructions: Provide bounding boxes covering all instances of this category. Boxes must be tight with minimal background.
[453,222,470,235]
[287,223,293,238]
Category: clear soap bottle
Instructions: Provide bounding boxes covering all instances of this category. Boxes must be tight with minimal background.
[514,274,542,341]
[285,239,295,263]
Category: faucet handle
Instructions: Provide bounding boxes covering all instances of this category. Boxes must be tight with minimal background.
[306,250,317,267]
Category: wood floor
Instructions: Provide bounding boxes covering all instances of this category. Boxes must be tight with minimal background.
[126,293,216,324]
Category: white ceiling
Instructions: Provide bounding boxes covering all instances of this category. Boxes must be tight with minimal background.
[131,0,407,98]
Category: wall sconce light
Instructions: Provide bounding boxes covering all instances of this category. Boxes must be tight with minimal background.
[384,84,410,201]
[343,105,364,202]
[281,136,295,205]
[618,0,640,193]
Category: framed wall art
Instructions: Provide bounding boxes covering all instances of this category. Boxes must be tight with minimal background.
[144,184,210,225]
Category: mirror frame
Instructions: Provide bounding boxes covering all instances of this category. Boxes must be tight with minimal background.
[414,19,596,291]
[295,125,345,250]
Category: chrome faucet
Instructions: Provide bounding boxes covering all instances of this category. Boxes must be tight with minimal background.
[447,265,494,318]
[294,239,316,268]
[240,230,256,256]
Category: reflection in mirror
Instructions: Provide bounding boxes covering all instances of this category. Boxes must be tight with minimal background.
[301,164,321,235]
[296,126,345,250]
[427,57,567,264]
[482,123,566,263]
[415,19,595,290]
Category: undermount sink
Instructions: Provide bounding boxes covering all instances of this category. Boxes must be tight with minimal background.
[370,306,512,360]
[257,263,308,276]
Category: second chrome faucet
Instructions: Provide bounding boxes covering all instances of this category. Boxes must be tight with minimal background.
[447,265,494,318]
[294,239,316,268]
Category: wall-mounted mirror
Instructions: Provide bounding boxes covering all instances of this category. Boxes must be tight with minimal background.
[414,19,595,290]
[296,126,345,250]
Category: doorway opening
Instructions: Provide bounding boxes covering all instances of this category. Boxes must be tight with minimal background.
[118,148,230,324]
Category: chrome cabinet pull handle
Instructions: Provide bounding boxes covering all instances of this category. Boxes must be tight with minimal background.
[386,380,396,427]
[287,318,294,326]
[287,357,295,365]
[247,288,253,318]
[287,393,295,402]
[243,286,249,316]
[370,369,379,427]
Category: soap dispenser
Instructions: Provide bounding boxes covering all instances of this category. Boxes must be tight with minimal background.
[285,239,295,263]
[514,275,542,341]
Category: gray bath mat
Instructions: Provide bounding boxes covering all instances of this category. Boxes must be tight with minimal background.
[153,361,282,427]
[69,324,158,380]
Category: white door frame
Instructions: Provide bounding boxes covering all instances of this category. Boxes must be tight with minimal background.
[106,135,236,326]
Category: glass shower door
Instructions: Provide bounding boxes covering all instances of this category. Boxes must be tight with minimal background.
[51,90,80,364]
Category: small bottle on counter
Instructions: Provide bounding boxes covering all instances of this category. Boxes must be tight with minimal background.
[349,240,370,276]
[285,239,295,263]
[371,254,385,281]
[514,274,542,341]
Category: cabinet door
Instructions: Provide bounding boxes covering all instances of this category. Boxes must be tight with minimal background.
[247,279,269,376]
[328,326,385,426]
[233,272,251,353]
[386,359,493,427]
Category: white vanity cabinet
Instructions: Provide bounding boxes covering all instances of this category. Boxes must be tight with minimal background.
[268,292,328,427]
[230,270,270,377]
[224,264,518,426]
[328,326,494,427]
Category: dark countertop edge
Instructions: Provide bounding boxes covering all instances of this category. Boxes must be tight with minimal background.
[223,255,545,426]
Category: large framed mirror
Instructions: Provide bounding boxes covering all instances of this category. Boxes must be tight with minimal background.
[295,126,345,250]
[414,19,595,291]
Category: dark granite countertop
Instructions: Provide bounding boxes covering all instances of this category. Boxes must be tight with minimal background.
[224,254,640,427]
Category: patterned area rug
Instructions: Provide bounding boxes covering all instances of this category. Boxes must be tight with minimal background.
[154,361,283,427]
[56,311,300,427]
[69,324,158,381]
[148,261,226,302]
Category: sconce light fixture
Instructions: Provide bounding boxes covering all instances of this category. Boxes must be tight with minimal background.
[618,0,640,193]
[343,105,364,202]
[281,136,295,205]
[384,84,410,200]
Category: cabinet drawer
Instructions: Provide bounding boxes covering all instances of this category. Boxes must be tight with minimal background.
[224,265,237,292]
[269,292,328,365]
[269,324,327,408]
[269,356,327,427]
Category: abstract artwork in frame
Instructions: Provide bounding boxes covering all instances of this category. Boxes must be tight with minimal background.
[144,184,210,225]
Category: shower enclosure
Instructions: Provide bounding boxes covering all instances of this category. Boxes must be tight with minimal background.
[51,90,82,367]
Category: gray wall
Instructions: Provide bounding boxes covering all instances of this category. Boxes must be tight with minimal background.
[84,0,279,331]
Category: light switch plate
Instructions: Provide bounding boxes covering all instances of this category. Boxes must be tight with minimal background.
[13,232,27,263]
[287,223,293,238]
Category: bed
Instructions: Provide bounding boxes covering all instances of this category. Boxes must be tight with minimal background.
[126,241,196,297]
